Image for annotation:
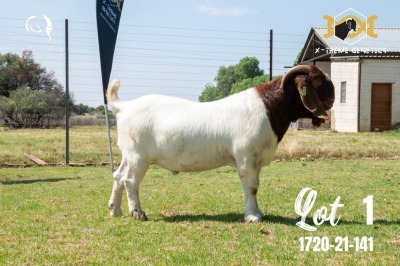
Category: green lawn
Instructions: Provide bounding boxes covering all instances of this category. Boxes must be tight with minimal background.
[0,126,399,165]
[0,160,399,265]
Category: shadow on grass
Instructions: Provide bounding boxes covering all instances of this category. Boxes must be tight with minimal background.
[162,213,301,224]
[0,177,81,185]
[162,213,312,224]
[162,213,400,225]
[163,212,244,223]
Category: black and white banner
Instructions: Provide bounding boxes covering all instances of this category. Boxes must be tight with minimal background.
[96,0,124,104]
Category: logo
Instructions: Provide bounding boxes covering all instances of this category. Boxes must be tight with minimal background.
[25,15,53,42]
[323,8,377,45]
[109,0,123,12]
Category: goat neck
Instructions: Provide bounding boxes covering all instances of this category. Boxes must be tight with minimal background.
[255,78,308,142]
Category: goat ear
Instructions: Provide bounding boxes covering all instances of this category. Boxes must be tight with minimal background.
[294,75,329,119]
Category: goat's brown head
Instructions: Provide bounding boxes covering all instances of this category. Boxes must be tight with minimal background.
[281,65,335,127]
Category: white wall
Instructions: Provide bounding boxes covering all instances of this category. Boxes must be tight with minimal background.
[360,59,400,131]
[302,61,331,77]
[315,61,331,77]
[331,61,360,132]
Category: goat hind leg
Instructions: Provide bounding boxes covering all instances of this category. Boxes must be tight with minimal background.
[124,161,149,221]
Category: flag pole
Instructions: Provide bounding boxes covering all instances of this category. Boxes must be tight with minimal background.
[96,0,124,174]
[104,104,114,172]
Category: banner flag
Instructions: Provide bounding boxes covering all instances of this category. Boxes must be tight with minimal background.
[96,0,124,104]
[96,0,124,173]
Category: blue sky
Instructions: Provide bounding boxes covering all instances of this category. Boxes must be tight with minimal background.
[0,0,398,107]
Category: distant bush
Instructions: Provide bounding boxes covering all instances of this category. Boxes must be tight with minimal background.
[0,87,67,128]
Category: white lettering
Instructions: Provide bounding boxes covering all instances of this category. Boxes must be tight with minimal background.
[295,188,344,232]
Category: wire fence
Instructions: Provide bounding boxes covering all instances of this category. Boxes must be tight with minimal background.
[0,17,307,107]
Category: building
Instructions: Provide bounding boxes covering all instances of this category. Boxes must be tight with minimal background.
[298,27,400,132]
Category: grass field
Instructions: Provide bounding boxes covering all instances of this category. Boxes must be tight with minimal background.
[0,126,399,165]
[0,127,399,265]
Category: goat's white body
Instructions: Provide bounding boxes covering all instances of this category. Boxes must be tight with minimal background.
[108,82,278,222]
[107,64,334,222]
[114,89,278,173]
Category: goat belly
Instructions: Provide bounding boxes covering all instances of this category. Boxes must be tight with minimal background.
[150,135,236,172]
[153,154,235,172]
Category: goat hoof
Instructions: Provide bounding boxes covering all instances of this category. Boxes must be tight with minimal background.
[110,209,123,217]
[109,203,123,217]
[131,210,148,221]
[244,213,263,223]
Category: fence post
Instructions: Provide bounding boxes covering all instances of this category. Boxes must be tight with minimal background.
[65,19,70,166]
[269,29,273,81]
[104,105,114,172]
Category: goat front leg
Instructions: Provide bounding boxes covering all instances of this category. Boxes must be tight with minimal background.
[238,165,263,223]
[108,157,127,216]
[123,161,149,221]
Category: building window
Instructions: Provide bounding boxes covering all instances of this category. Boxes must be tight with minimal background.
[340,81,346,103]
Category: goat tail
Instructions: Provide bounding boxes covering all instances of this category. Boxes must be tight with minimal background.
[107,79,120,103]
[106,79,122,114]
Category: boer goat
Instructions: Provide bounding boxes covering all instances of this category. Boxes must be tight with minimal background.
[335,18,357,40]
[107,65,335,222]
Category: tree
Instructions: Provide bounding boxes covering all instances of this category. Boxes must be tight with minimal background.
[293,49,303,66]
[0,50,70,128]
[230,75,270,95]
[72,103,95,115]
[0,53,20,97]
[0,50,60,97]
[214,65,236,96]
[234,56,264,80]
[199,57,268,102]
[0,87,68,128]
[198,84,224,102]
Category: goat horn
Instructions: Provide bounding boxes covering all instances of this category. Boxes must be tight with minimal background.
[281,65,313,88]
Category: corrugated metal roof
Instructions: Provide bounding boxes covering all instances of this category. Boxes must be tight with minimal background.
[313,27,400,52]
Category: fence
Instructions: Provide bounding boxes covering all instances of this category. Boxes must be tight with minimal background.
[0,17,308,108]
